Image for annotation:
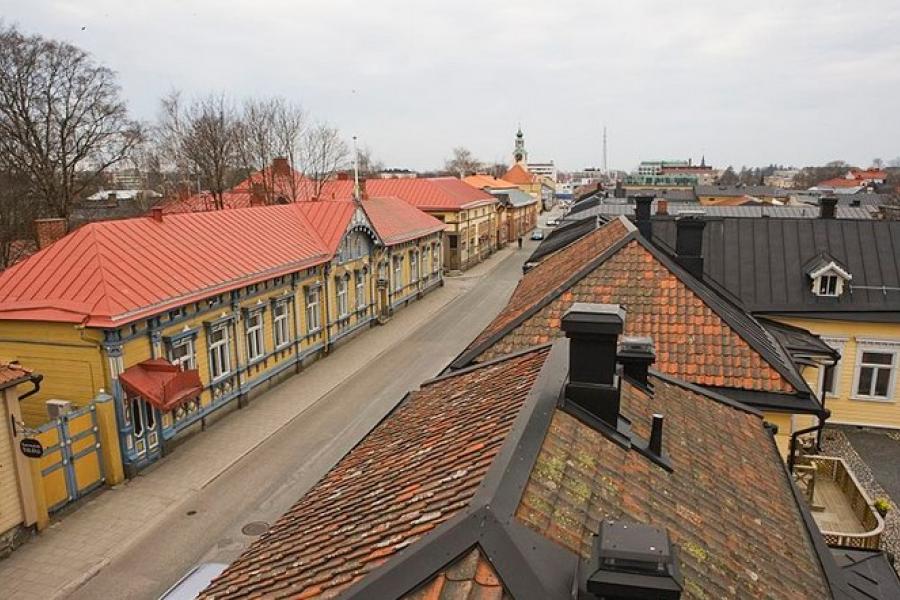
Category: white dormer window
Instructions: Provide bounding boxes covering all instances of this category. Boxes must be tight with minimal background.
[808,259,851,298]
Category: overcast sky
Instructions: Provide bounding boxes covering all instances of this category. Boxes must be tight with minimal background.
[3,1,899,172]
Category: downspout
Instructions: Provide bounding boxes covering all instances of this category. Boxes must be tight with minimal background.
[292,275,302,372]
[230,306,245,407]
[323,264,332,352]
[788,408,831,474]
[17,373,43,402]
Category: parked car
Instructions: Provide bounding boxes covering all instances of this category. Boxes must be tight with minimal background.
[531,229,545,240]
[546,219,559,227]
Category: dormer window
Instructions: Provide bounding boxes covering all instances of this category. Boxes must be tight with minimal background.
[816,274,840,297]
[805,254,851,298]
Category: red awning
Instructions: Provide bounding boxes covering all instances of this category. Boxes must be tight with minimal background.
[119,358,203,411]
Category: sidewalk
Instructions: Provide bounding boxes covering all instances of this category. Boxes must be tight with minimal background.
[0,248,516,600]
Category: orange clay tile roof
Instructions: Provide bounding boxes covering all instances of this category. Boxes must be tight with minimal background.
[199,346,550,600]
[402,547,511,600]
[0,361,32,388]
[462,174,518,190]
[515,375,830,599]
[815,178,864,189]
[471,217,633,346]
[502,163,537,185]
[0,206,331,327]
[461,218,801,395]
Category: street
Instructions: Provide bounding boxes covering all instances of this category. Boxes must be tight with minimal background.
[64,232,548,599]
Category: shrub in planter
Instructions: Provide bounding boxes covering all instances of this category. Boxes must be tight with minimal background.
[874,497,892,517]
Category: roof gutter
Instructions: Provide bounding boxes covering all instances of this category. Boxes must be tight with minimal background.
[787,408,831,475]
[17,373,43,402]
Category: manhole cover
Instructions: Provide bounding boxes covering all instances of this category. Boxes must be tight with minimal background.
[242,521,270,536]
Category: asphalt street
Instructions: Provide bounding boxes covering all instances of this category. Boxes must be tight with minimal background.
[67,232,542,600]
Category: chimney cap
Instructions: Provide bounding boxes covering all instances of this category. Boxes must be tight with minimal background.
[561,303,625,336]
[618,335,655,358]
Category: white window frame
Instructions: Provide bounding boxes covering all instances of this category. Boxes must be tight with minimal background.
[432,244,439,274]
[410,250,419,283]
[336,276,349,318]
[817,337,846,398]
[273,300,290,348]
[814,274,840,297]
[355,272,365,310]
[245,309,265,363]
[168,336,196,370]
[306,287,321,333]
[851,340,899,402]
[208,324,231,381]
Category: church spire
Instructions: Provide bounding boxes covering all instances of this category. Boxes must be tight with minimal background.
[513,126,528,164]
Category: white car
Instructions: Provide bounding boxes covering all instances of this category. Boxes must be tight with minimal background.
[531,229,545,240]
[546,219,559,227]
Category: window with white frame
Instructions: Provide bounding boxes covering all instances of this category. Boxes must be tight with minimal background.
[336,275,349,317]
[208,324,231,380]
[355,271,365,310]
[808,261,851,298]
[273,301,290,347]
[854,343,897,400]
[816,274,840,297]
[245,310,265,362]
[432,244,439,273]
[168,336,195,370]
[393,256,403,291]
[410,250,419,282]
[306,287,321,333]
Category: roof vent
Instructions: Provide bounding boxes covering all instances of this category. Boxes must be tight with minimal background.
[585,520,682,600]
[617,336,655,387]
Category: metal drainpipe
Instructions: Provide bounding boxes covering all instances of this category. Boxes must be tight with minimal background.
[788,408,831,474]
[291,276,302,372]
[323,265,331,352]
[17,373,43,402]
[230,306,245,407]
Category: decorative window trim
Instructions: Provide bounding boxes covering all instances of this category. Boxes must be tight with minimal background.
[271,298,292,349]
[336,276,350,318]
[851,341,898,402]
[167,336,196,371]
[305,286,322,333]
[244,308,266,363]
[206,322,232,382]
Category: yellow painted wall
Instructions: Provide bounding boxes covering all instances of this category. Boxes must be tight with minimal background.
[0,387,25,534]
[773,316,900,429]
[0,322,105,427]
[429,205,497,270]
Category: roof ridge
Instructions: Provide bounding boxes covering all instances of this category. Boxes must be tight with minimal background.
[83,223,120,320]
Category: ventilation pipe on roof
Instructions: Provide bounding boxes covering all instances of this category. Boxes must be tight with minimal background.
[674,214,705,280]
[150,206,164,222]
[633,195,654,241]
[820,196,837,219]
[561,303,624,429]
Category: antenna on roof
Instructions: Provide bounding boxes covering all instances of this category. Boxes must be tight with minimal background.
[352,135,361,203]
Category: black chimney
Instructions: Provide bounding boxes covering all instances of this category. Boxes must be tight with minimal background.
[633,195,654,241]
[561,303,624,429]
[617,336,655,386]
[820,196,837,219]
[674,213,706,280]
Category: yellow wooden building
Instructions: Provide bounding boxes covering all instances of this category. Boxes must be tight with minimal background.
[0,197,444,475]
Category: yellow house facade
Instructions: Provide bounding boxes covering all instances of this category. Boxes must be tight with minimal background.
[0,198,445,475]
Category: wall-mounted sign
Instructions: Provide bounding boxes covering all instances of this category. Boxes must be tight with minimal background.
[19,438,43,458]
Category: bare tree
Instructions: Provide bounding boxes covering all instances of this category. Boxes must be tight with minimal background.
[444,147,481,177]
[0,23,140,219]
[356,144,384,178]
[158,91,242,210]
[238,97,306,202]
[298,122,348,197]
[0,165,38,269]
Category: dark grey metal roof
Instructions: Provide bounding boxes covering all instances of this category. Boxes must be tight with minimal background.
[562,201,876,221]
[695,184,792,198]
[651,217,900,314]
[489,187,538,208]
[831,548,900,600]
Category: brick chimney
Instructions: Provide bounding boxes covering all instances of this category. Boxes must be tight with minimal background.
[359,178,369,200]
[337,172,350,181]
[250,183,266,207]
[657,199,669,216]
[34,218,67,249]
[150,206,164,222]
[272,157,290,177]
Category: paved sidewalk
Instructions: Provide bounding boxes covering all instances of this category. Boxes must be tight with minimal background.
[0,248,516,600]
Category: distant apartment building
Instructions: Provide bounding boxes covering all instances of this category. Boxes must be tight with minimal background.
[764,169,799,189]
[635,157,717,185]
[526,161,557,183]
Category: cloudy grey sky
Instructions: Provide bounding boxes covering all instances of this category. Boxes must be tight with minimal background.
[3,1,899,172]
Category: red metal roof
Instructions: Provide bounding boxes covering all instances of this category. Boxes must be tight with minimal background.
[361,196,446,245]
[307,178,496,211]
[295,201,356,252]
[119,359,203,411]
[0,206,331,327]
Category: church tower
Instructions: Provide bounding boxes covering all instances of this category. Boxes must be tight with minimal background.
[513,126,528,164]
